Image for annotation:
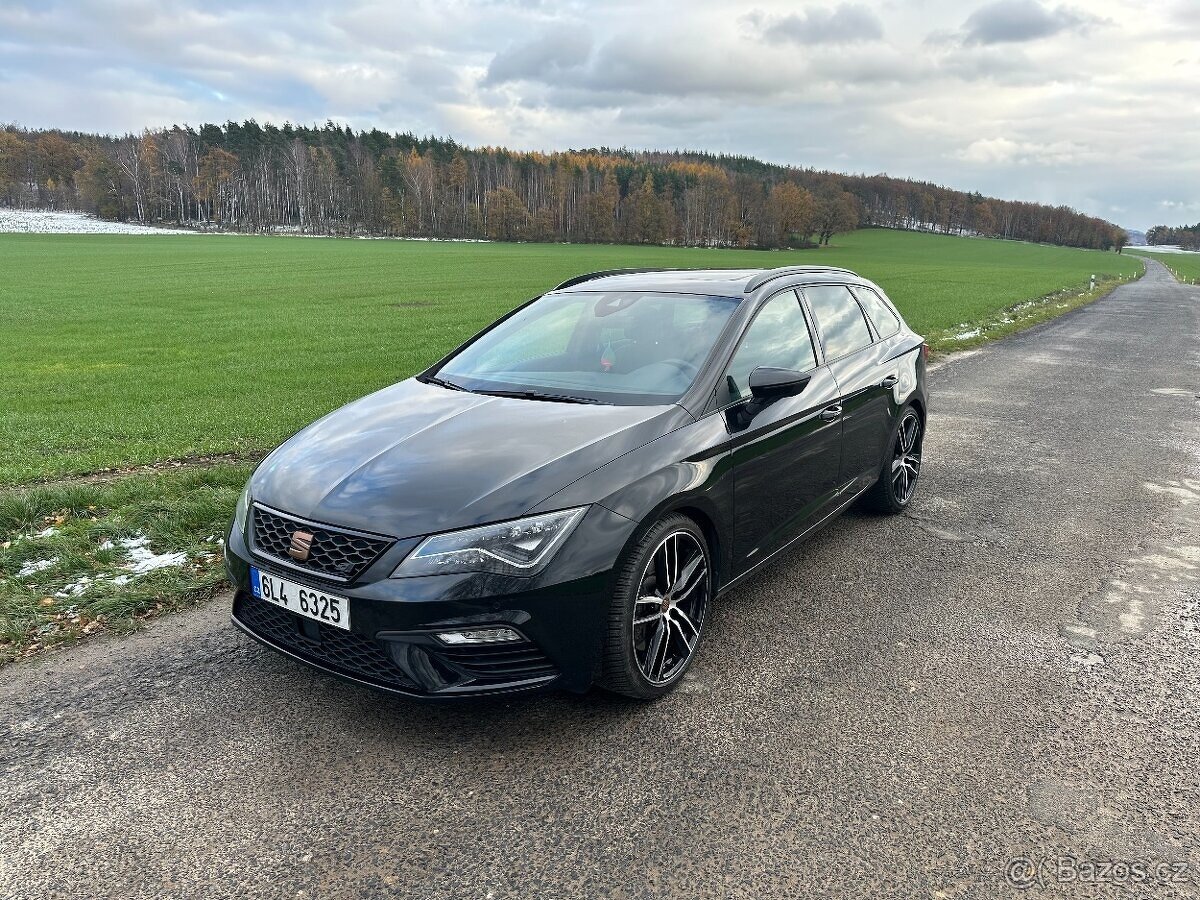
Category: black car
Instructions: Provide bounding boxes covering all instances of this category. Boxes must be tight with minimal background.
[226,265,927,699]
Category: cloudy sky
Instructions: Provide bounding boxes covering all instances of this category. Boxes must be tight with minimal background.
[1,0,1197,229]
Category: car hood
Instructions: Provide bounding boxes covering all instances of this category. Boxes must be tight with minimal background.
[250,379,688,539]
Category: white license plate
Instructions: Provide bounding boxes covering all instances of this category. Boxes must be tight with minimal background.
[251,567,351,631]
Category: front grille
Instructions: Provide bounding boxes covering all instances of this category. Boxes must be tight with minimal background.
[437,643,558,681]
[234,594,419,691]
[234,594,560,695]
[251,504,391,581]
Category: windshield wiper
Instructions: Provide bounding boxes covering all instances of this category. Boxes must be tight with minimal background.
[473,388,605,405]
[421,374,467,392]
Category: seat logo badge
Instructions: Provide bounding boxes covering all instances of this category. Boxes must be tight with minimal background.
[288,530,314,562]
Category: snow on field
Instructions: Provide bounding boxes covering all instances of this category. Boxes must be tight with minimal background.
[56,576,96,598]
[9,533,188,599]
[100,535,188,573]
[1133,245,1200,256]
[0,208,494,240]
[0,208,199,235]
[17,557,58,578]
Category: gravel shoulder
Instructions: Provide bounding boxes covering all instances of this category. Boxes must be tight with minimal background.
[2,258,1198,899]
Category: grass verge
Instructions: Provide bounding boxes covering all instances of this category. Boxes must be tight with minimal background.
[0,464,250,663]
[924,268,1141,353]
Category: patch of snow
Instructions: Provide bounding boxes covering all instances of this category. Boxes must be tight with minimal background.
[0,208,209,236]
[36,527,58,538]
[17,557,58,578]
[56,576,94,598]
[101,534,188,574]
[125,545,187,574]
[952,329,981,341]
[0,209,495,241]
[393,236,490,243]
[1135,245,1200,255]
[38,533,192,597]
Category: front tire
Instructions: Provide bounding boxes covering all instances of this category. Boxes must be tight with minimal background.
[599,514,710,700]
[862,406,924,514]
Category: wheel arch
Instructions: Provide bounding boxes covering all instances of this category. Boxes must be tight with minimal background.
[671,504,724,590]
[907,395,927,424]
[607,493,730,595]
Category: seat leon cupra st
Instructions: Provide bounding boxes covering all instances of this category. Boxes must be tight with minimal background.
[226,265,928,700]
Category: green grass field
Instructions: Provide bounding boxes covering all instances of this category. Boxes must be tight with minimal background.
[1,229,1140,485]
[1129,247,1200,283]
[0,228,1141,659]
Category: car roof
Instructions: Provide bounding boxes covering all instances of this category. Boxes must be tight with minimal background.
[553,265,863,297]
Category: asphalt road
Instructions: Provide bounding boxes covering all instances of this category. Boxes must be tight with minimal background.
[4,259,1199,900]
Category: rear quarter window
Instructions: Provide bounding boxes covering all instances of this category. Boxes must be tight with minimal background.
[852,286,902,339]
[803,284,873,360]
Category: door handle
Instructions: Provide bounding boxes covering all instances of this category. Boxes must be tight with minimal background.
[820,405,843,422]
[880,374,899,389]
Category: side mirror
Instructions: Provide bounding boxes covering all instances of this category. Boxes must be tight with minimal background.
[748,367,811,400]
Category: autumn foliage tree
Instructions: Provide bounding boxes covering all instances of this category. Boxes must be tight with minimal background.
[769,181,817,246]
[484,187,527,241]
[195,147,239,223]
[0,122,1129,251]
[75,148,124,220]
[814,185,860,246]
[0,132,29,206]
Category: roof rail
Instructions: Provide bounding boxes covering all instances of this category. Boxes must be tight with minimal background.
[744,265,859,293]
[553,268,672,291]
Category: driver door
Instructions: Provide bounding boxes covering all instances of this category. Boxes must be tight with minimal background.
[721,290,844,574]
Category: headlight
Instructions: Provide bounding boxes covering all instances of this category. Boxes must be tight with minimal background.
[233,483,251,531]
[392,507,587,578]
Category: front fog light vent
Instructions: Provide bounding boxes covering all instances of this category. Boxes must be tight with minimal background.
[436,627,523,645]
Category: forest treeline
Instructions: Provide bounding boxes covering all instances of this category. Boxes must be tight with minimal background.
[1147,223,1200,251]
[0,121,1127,251]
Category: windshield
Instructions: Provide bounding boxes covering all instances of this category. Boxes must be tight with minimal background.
[434,291,741,405]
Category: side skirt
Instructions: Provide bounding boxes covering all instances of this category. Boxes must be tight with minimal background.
[715,478,874,596]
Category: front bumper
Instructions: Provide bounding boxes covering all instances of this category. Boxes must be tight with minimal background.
[225,505,634,699]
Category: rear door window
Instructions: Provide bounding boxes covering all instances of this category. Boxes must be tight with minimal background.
[803,285,873,360]
[852,286,901,339]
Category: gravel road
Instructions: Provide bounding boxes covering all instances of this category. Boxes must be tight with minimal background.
[4,258,1199,900]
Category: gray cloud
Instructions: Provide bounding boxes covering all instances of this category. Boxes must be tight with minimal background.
[962,1,1098,45]
[757,4,885,45]
[485,26,593,85]
[482,26,799,100]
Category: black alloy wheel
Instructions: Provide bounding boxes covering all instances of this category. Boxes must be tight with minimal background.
[863,405,924,514]
[601,514,710,698]
[891,409,922,505]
